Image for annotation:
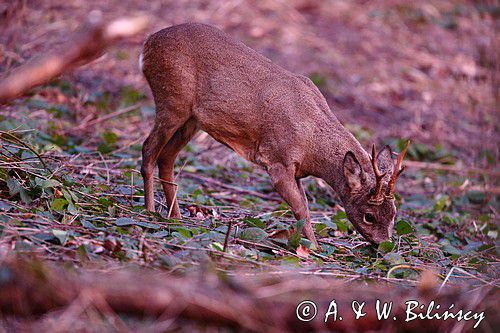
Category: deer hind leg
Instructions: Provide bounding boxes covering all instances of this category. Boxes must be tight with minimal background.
[141,114,186,212]
[267,164,319,249]
[157,118,199,218]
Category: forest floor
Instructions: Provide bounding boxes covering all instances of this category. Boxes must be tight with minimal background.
[0,0,498,331]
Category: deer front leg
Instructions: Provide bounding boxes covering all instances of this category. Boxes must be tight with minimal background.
[267,164,319,249]
[295,178,319,248]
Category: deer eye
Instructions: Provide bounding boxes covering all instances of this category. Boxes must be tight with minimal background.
[364,213,376,225]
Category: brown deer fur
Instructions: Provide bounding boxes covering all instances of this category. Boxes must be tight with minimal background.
[140,23,405,248]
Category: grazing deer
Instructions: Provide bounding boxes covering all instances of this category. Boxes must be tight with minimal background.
[139,23,409,248]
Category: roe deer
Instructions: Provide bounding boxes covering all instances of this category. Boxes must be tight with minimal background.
[139,23,409,248]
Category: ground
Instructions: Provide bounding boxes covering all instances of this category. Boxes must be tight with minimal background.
[0,0,498,331]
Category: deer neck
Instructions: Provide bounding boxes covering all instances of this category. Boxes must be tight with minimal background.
[305,125,371,205]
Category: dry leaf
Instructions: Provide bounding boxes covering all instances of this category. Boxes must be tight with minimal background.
[268,229,291,240]
[296,244,310,258]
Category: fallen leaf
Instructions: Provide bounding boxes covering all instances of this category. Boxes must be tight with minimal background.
[268,229,291,239]
[296,244,310,258]
[54,189,63,198]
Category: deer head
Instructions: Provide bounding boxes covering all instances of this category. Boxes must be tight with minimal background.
[342,141,409,245]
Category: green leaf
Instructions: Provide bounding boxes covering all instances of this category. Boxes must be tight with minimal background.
[466,191,487,205]
[76,244,89,261]
[120,86,145,106]
[335,220,348,233]
[300,238,313,249]
[136,221,160,229]
[115,217,136,226]
[441,244,462,256]
[7,177,22,196]
[19,189,32,204]
[434,194,451,212]
[62,189,78,214]
[33,232,59,244]
[332,210,347,220]
[309,73,327,89]
[241,217,266,229]
[174,227,193,238]
[384,252,405,265]
[159,254,180,268]
[52,229,68,246]
[97,142,112,154]
[239,227,268,242]
[98,197,114,208]
[81,219,104,230]
[378,241,395,253]
[151,230,169,238]
[51,198,68,212]
[102,131,118,145]
[478,244,494,252]
[487,230,497,239]
[288,219,306,248]
[210,242,224,251]
[0,200,13,211]
[295,218,306,231]
[115,217,159,229]
[35,178,62,189]
[281,256,301,264]
[395,220,413,235]
[332,211,348,232]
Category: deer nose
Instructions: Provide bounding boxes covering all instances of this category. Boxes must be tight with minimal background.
[372,234,392,247]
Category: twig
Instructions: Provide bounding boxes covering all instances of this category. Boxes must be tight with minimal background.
[130,171,134,207]
[439,267,457,293]
[386,264,422,279]
[0,130,49,170]
[223,222,233,252]
[165,158,189,218]
[184,172,281,202]
[405,160,500,177]
[74,103,144,131]
[0,13,149,103]
[98,152,110,184]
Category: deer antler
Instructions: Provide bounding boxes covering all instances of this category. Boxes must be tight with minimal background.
[368,144,386,205]
[386,140,410,199]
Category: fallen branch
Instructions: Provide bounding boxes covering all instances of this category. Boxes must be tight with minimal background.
[184,172,282,202]
[0,257,497,332]
[0,12,149,104]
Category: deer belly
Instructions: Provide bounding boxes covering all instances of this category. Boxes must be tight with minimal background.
[227,140,255,161]
[195,106,259,163]
[208,130,256,163]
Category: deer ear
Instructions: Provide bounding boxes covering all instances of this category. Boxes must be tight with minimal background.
[376,145,394,178]
[343,151,364,192]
